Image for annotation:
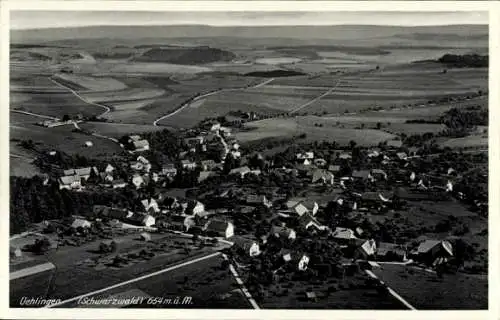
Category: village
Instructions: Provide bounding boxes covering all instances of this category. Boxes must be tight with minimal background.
[10,116,488,308]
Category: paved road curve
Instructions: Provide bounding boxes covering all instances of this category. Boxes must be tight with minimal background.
[50,77,111,118]
[153,78,275,126]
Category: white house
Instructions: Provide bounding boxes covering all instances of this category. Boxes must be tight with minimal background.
[233,237,260,257]
[84,141,93,147]
[141,198,160,213]
[271,226,297,240]
[186,200,205,216]
[71,218,92,229]
[59,175,82,190]
[286,200,309,217]
[204,219,234,238]
[181,160,197,170]
[132,175,145,189]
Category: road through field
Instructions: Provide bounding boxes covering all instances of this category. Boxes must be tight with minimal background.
[50,77,111,118]
[153,78,275,126]
[44,251,221,308]
[289,80,341,114]
[10,109,57,120]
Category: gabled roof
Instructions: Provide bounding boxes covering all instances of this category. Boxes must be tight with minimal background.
[229,166,251,175]
[331,227,357,240]
[246,194,268,204]
[133,140,149,149]
[417,240,453,256]
[206,219,232,232]
[377,242,407,256]
[352,170,371,179]
[232,236,258,250]
[60,175,80,185]
[312,169,334,183]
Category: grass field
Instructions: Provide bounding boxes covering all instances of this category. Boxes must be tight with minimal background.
[372,264,487,309]
[81,88,165,103]
[60,254,251,309]
[234,117,397,146]
[53,73,127,91]
[439,135,488,149]
[79,122,165,137]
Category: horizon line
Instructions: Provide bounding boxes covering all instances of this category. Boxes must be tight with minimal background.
[11,23,489,31]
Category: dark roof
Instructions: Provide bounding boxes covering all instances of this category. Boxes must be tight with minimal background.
[352,170,371,179]
[206,219,231,232]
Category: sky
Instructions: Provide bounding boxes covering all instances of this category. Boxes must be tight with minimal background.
[10,11,488,29]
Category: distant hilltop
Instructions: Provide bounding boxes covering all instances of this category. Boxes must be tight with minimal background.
[11,24,488,44]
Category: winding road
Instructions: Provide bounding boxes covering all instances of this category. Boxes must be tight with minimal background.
[152,77,275,126]
[50,77,111,118]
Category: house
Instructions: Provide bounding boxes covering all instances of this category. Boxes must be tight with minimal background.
[220,126,232,137]
[168,215,195,232]
[231,150,241,159]
[130,161,144,171]
[338,152,352,160]
[360,192,391,205]
[367,148,381,158]
[204,219,234,238]
[184,136,204,146]
[386,139,403,149]
[84,141,93,147]
[200,159,218,171]
[232,237,260,257]
[354,239,377,259]
[127,214,156,227]
[246,194,272,208]
[100,172,114,183]
[107,207,133,221]
[331,227,357,243]
[300,158,311,166]
[181,160,197,170]
[231,142,240,151]
[161,163,177,177]
[328,165,341,173]
[285,200,309,217]
[396,152,408,161]
[131,175,145,189]
[229,166,251,178]
[203,121,221,132]
[311,169,334,185]
[112,180,127,189]
[408,147,419,157]
[104,164,115,174]
[59,175,82,190]
[376,242,408,262]
[302,200,319,216]
[296,152,314,160]
[140,232,151,241]
[10,246,22,259]
[413,240,453,266]
[270,226,296,240]
[198,171,217,183]
[71,218,92,229]
[132,139,150,152]
[280,250,310,271]
[352,170,373,181]
[305,291,317,301]
[299,213,326,231]
[185,200,205,216]
[314,158,327,167]
[371,169,388,181]
[141,198,160,214]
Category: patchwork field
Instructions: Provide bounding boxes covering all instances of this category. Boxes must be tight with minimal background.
[79,122,166,137]
[10,112,123,159]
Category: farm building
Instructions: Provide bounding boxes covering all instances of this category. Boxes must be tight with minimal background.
[376,242,408,262]
[141,198,160,214]
[204,219,234,238]
[84,141,93,147]
[112,180,127,189]
[286,200,309,217]
[331,227,357,243]
[270,226,296,240]
[396,152,408,161]
[127,214,156,227]
[181,160,197,170]
[353,239,377,259]
[58,175,82,190]
[185,200,205,216]
[412,240,453,266]
[201,159,218,171]
[160,163,177,177]
[246,194,272,208]
[232,237,260,257]
[229,166,251,178]
[168,215,195,232]
[302,200,319,216]
[131,174,146,189]
[296,152,314,160]
[71,218,92,229]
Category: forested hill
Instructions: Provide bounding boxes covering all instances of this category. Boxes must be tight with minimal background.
[133,46,236,64]
[437,53,488,68]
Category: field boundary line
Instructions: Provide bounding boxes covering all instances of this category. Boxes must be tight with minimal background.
[10,109,57,120]
[44,251,221,308]
[364,269,417,310]
[221,253,260,309]
[289,80,340,114]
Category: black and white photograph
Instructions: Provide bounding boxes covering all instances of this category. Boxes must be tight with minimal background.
[4,2,494,316]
